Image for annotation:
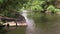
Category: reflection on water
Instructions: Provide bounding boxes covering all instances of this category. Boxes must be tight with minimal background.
[22,10,36,34]
[1,10,60,34]
[32,13,60,34]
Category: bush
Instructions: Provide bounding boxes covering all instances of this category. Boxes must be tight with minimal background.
[47,5,55,12]
[30,5,43,12]
[54,9,60,12]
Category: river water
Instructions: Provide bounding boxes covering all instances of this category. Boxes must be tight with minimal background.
[0,10,60,34]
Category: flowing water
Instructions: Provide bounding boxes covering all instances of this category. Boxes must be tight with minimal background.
[0,10,60,34]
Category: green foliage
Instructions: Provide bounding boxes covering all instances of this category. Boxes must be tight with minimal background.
[0,0,28,18]
[30,5,43,11]
[0,0,59,17]
[25,0,45,12]
[39,1,46,6]
[54,9,60,12]
[47,5,55,11]
[24,0,57,12]
[47,5,60,12]
[25,0,55,11]
[0,0,3,3]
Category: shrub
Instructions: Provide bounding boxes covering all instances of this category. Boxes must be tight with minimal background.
[47,5,55,12]
[54,9,60,12]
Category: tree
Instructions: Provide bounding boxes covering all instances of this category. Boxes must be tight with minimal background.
[0,0,28,18]
[0,0,29,26]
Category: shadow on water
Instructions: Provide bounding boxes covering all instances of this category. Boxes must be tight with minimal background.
[0,27,8,34]
[0,27,26,34]
[31,13,60,34]
[40,14,48,22]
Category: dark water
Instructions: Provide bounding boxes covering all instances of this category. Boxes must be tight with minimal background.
[0,10,60,34]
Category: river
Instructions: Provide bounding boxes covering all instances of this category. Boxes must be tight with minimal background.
[0,10,60,34]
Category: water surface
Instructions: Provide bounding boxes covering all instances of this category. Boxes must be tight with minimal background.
[0,10,60,34]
